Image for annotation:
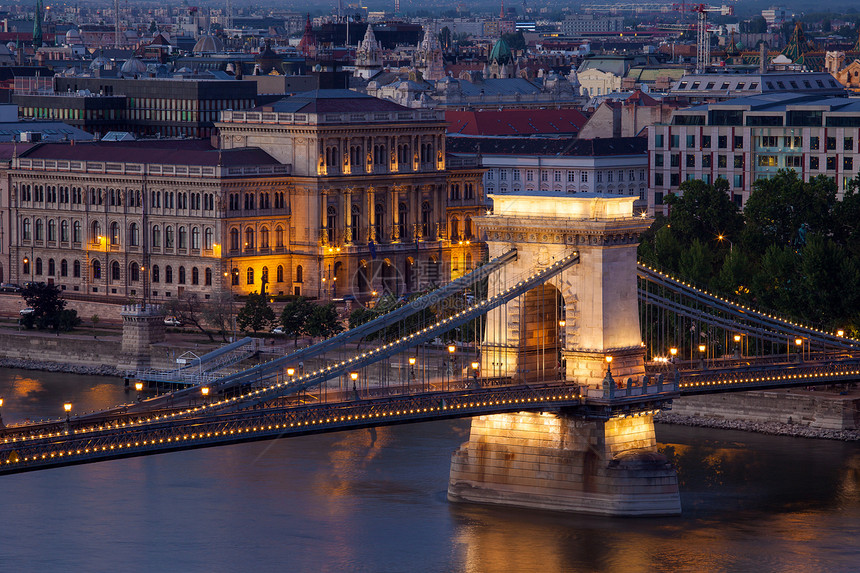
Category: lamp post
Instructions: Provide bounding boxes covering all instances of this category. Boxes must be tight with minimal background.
[0,397,4,428]
[63,401,72,433]
[795,337,803,362]
[471,361,480,387]
[448,344,456,390]
[669,347,678,366]
[408,357,416,389]
[717,234,733,253]
[350,371,359,398]
[698,344,707,369]
[135,381,143,401]
[733,334,742,358]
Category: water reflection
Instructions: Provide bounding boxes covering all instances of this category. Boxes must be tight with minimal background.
[0,368,857,572]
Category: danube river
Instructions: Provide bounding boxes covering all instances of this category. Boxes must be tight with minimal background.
[0,368,858,572]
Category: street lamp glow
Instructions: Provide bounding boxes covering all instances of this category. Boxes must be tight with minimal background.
[201,386,210,396]
[471,361,480,370]
[837,330,845,337]
[350,372,359,381]
[698,344,706,353]
[448,345,456,354]
[558,319,566,327]
[287,368,295,377]
[669,347,678,357]
[0,397,4,407]
[135,382,143,392]
[795,338,803,346]
[733,334,741,343]
[605,355,613,363]
[408,357,416,366]
[63,402,72,413]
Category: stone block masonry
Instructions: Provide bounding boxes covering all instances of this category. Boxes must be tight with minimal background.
[448,412,681,516]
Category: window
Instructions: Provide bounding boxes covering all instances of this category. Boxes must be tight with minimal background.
[178,266,186,284]
[826,137,836,150]
[73,260,80,278]
[568,171,576,182]
[61,259,68,277]
[654,153,664,167]
[581,172,588,183]
[702,155,712,168]
[231,268,239,286]
[845,137,854,152]
[810,136,820,150]
[702,135,711,148]
[129,223,139,246]
[811,156,820,170]
[718,135,727,149]
[760,136,778,147]
[845,157,854,171]
[130,262,140,282]
[111,261,121,281]
[165,226,174,248]
[757,155,778,167]
[165,266,173,283]
[670,135,679,147]
[733,174,743,187]
[92,260,101,280]
[785,156,802,168]
[22,218,31,240]
[277,265,284,282]
[686,135,695,148]
[734,155,744,168]
[48,220,56,242]
[296,265,303,283]
[655,134,664,147]
[686,154,696,168]
[178,226,187,249]
[827,156,837,170]
[654,173,664,186]
[205,268,212,286]
[152,225,161,248]
[246,267,254,285]
[204,228,213,250]
[734,136,744,149]
[670,173,680,186]
[35,219,43,241]
[244,227,254,250]
[35,257,42,275]
[669,154,679,167]
[191,227,200,250]
[73,221,81,243]
[597,171,603,183]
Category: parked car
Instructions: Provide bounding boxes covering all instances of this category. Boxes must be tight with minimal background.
[271,326,285,334]
[163,317,182,326]
[19,307,34,315]
[0,283,21,293]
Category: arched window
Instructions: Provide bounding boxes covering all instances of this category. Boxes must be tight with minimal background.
[421,201,431,237]
[73,260,81,278]
[152,265,160,282]
[261,266,269,284]
[73,221,81,243]
[129,223,139,246]
[450,216,459,241]
[35,219,44,241]
[35,257,43,275]
[464,216,473,240]
[165,226,174,248]
[110,222,120,245]
[326,206,336,243]
[296,265,303,283]
[178,226,187,249]
[349,205,360,242]
[205,267,212,286]
[277,265,284,282]
[374,204,384,242]
[178,266,186,284]
[204,227,214,250]
[231,267,239,286]
[244,227,254,250]
[152,225,161,248]
[92,259,101,280]
[111,260,121,281]
[22,259,29,275]
[275,226,284,248]
[192,267,199,285]
[130,262,140,282]
[191,227,200,250]
[48,258,55,276]
[61,220,69,242]
[246,267,254,284]
[48,220,56,242]
[260,227,269,249]
[165,265,173,283]
[398,203,408,239]
[61,259,68,277]
[22,218,31,240]
[230,228,239,251]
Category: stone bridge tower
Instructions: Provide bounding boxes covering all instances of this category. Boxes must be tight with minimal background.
[449,193,681,516]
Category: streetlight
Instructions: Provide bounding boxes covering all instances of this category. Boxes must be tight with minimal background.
[471,361,480,386]
[0,397,4,428]
[795,337,803,361]
[558,319,566,328]
[287,367,295,379]
[201,386,210,398]
[408,357,416,388]
[135,381,143,401]
[669,347,678,364]
[350,371,359,397]
[63,402,72,421]
[698,344,706,368]
[837,330,845,337]
[448,345,456,390]
[733,334,742,358]
[717,234,733,253]
[605,355,613,374]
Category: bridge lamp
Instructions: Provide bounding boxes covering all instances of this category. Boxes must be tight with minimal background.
[350,372,359,382]
[448,345,456,354]
[63,402,72,421]
[837,330,845,337]
[605,355,613,374]
[287,367,295,378]
[201,386,210,397]
[471,361,480,371]
[698,344,706,353]
[408,357,416,366]
[669,347,678,357]
[733,334,741,343]
[135,382,143,392]
[558,320,566,327]
[795,338,803,346]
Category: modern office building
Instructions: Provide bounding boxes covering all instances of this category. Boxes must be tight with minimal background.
[648,93,860,214]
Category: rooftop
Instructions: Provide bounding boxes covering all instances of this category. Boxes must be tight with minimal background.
[446,136,647,157]
[445,109,588,136]
[255,89,409,114]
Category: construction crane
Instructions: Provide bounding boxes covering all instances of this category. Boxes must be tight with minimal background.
[672,3,734,73]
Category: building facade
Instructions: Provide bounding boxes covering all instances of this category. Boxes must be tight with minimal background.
[216,90,486,297]
[648,93,860,214]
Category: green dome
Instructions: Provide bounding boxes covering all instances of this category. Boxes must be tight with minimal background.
[489,38,512,65]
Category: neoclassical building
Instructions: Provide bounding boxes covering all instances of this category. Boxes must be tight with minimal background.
[7,141,289,300]
[3,90,486,302]
[217,89,485,300]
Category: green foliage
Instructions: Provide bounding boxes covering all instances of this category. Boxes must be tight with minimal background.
[236,292,275,333]
[678,239,713,286]
[501,31,526,52]
[305,303,342,339]
[281,297,314,344]
[20,282,72,331]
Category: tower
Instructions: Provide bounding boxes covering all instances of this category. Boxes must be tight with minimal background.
[114,0,121,48]
[32,0,43,49]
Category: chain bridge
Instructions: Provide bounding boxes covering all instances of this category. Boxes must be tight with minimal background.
[1,193,857,516]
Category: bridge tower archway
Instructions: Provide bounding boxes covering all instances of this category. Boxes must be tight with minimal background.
[518,283,563,382]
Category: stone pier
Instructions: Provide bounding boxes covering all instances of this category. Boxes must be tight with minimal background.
[449,192,680,516]
[448,411,681,516]
[118,304,165,371]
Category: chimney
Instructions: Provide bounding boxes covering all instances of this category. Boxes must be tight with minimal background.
[759,42,768,74]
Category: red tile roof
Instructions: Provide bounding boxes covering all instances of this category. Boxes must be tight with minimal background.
[19,140,282,167]
[446,109,589,136]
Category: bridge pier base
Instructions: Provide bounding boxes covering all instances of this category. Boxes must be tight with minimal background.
[448,411,680,516]
[117,304,165,372]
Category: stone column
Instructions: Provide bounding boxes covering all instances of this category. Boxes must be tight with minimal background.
[118,304,166,371]
[448,411,681,516]
[320,190,329,246]
[344,189,353,244]
[366,188,375,242]
[391,186,400,242]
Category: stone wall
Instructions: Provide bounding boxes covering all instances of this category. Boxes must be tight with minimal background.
[669,390,860,431]
[448,411,680,516]
[0,293,124,324]
[0,331,121,368]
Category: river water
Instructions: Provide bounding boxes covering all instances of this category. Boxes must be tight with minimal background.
[0,368,857,573]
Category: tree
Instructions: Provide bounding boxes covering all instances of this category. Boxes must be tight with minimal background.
[20,282,70,331]
[281,297,314,346]
[665,179,743,251]
[236,293,275,333]
[678,239,714,287]
[201,290,235,342]
[305,303,342,339]
[438,26,452,53]
[501,31,526,52]
[163,292,214,341]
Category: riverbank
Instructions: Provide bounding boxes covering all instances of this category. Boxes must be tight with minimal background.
[0,358,120,377]
[656,411,860,441]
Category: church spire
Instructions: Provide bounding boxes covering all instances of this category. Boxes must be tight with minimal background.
[33,0,43,49]
[500,0,505,19]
